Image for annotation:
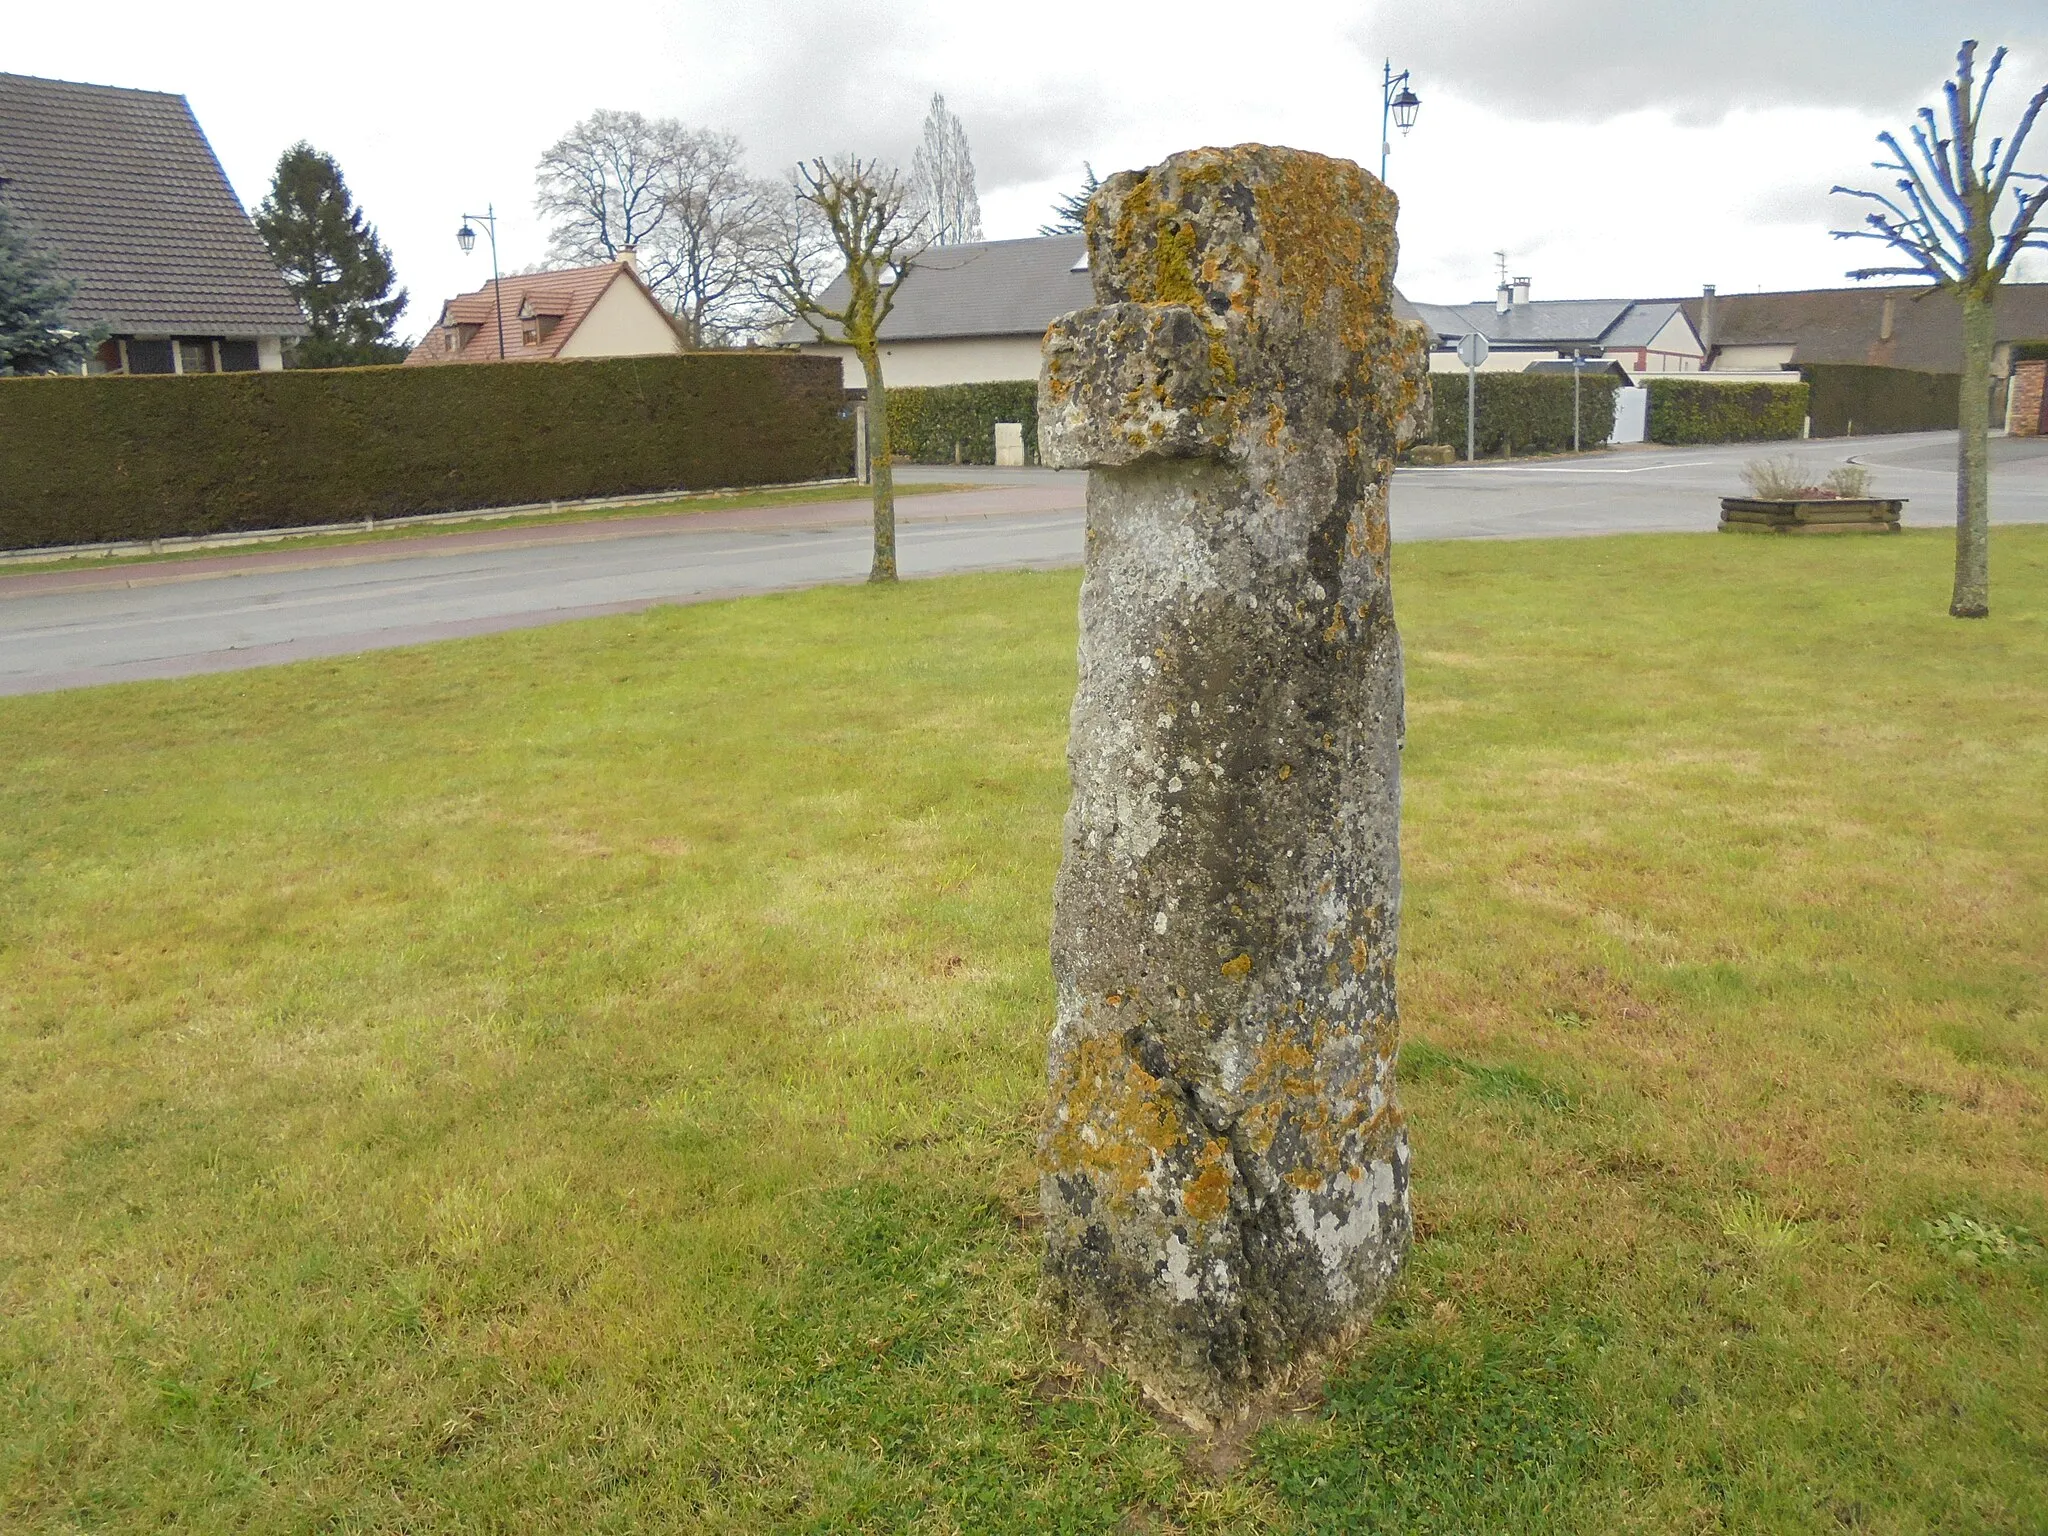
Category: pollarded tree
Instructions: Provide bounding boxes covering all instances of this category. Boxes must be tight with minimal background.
[1832,40,2047,618]
[0,200,92,374]
[256,143,408,367]
[773,157,928,582]
[911,93,982,247]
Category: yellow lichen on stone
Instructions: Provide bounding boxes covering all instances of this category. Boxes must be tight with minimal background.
[1041,1031,1186,1200]
[1182,1139,1233,1221]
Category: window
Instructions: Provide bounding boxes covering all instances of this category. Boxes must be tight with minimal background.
[177,339,218,373]
[125,339,175,374]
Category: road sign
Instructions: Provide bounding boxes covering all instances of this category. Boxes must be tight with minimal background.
[1457,334,1489,461]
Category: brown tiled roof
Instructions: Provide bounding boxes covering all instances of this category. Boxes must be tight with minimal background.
[1652,283,2048,375]
[404,260,680,364]
[0,71,306,336]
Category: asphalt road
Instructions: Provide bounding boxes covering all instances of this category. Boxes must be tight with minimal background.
[4,431,2044,697]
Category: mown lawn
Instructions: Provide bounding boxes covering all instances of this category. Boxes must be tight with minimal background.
[2,528,2043,1532]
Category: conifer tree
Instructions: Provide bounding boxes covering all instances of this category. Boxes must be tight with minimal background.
[0,201,91,374]
[1039,164,1100,236]
[256,143,408,367]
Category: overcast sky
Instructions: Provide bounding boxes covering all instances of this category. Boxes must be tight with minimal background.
[11,0,2046,338]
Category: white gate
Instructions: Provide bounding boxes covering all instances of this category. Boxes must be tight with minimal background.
[1611,386,1649,444]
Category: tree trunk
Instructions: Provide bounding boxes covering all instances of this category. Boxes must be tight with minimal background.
[858,345,898,582]
[1952,287,1994,618]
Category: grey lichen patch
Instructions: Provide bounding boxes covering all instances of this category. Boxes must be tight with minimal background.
[1037,145,1417,1429]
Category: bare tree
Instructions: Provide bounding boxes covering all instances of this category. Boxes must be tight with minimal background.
[536,111,787,345]
[773,158,928,582]
[1833,40,2047,619]
[536,109,672,269]
[911,93,982,247]
[661,130,784,346]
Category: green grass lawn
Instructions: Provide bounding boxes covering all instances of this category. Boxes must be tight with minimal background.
[2,528,2044,1532]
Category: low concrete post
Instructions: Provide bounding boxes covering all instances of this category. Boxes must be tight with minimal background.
[1036,145,1429,1426]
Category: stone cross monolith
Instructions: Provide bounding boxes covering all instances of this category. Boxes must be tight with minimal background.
[1036,144,1429,1427]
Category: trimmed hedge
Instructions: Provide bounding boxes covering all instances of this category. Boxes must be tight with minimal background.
[1803,364,1958,437]
[1646,378,1808,444]
[887,381,1039,464]
[1426,372,1617,458]
[0,352,852,551]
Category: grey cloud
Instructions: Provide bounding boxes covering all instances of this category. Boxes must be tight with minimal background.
[955,88,1122,189]
[681,1,1116,198]
[1363,1,2047,124]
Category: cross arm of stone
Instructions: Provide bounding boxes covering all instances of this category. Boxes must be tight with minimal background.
[1039,303,1241,469]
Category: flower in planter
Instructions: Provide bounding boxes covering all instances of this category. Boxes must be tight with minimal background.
[1740,456,1871,500]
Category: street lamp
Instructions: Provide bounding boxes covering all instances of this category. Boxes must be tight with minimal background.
[456,205,505,360]
[1381,60,1421,183]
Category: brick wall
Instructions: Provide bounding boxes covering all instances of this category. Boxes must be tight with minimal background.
[2012,359,2046,438]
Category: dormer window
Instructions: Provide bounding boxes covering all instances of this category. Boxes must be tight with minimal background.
[517,296,562,348]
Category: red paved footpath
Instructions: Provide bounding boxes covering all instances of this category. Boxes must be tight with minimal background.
[0,480,1084,602]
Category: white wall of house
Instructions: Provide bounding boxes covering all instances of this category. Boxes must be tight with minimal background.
[1612,313,1705,373]
[557,277,684,359]
[1709,343,1797,371]
[1426,349,1549,374]
[1669,370,1805,384]
[801,335,1046,389]
[258,336,285,371]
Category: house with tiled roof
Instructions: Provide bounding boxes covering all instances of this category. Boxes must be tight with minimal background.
[787,234,1463,390]
[788,235,1099,388]
[0,71,307,374]
[1408,280,1705,377]
[406,254,686,365]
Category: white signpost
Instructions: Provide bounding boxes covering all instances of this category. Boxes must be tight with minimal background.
[1456,332,1490,462]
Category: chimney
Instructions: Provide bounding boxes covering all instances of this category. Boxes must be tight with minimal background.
[1496,282,1513,315]
[1701,284,1717,362]
[1511,275,1531,306]
[620,242,639,275]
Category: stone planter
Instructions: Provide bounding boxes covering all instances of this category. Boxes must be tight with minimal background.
[1719,496,1904,534]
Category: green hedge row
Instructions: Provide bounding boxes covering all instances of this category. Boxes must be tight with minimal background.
[1646,378,1808,444]
[886,381,1039,464]
[1425,372,1618,458]
[0,352,852,551]
[1803,364,1958,437]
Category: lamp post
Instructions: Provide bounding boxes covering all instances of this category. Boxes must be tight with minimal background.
[1380,60,1421,183]
[456,205,505,360]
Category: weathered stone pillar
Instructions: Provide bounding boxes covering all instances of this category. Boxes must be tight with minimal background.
[1036,145,1428,1426]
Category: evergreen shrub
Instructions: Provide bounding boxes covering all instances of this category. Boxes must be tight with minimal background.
[1802,365,1958,437]
[0,353,851,551]
[1646,378,1808,444]
[1426,372,1617,458]
[887,381,1039,464]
